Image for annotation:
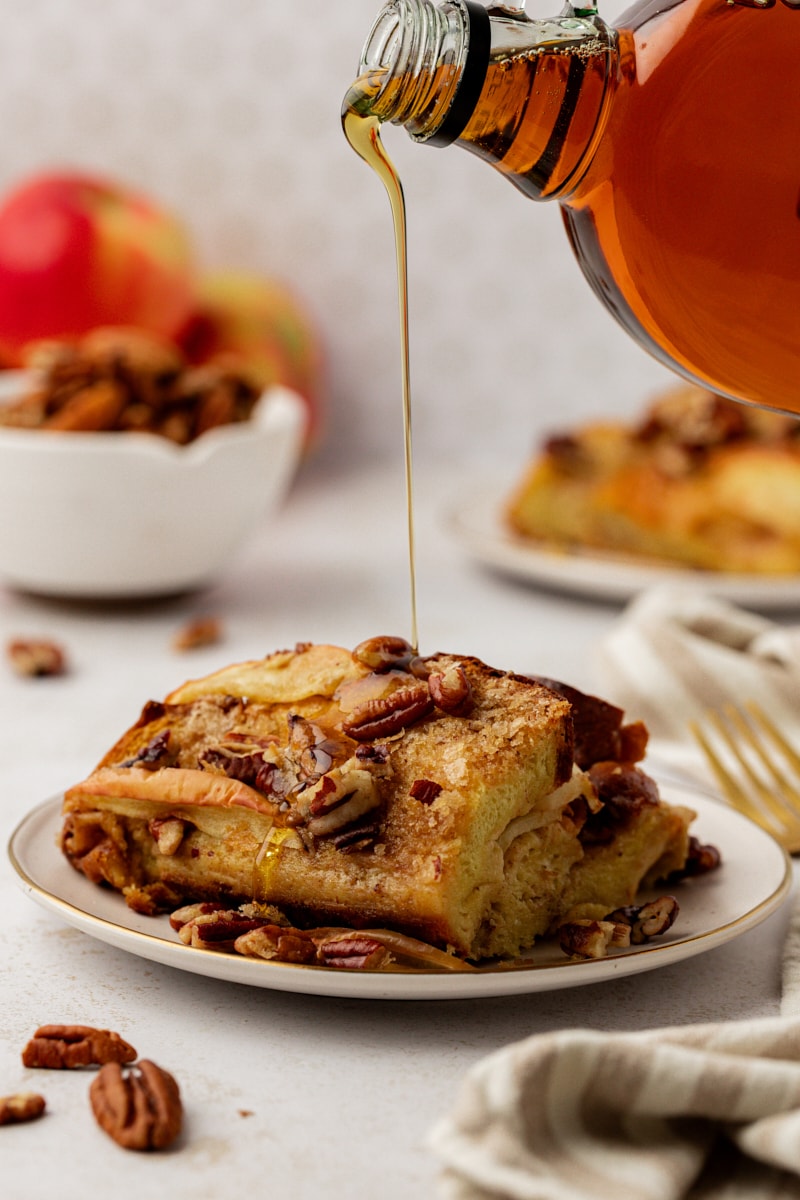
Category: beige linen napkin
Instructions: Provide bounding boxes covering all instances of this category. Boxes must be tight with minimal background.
[428,1013,800,1199]
[429,892,800,1199]
[592,585,800,754]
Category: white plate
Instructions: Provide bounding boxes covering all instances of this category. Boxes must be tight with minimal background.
[8,786,790,1000]
[447,485,800,609]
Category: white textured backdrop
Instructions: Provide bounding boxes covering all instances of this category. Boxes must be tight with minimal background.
[0,0,676,469]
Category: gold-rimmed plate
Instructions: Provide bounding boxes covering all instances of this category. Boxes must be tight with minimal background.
[8,785,790,1001]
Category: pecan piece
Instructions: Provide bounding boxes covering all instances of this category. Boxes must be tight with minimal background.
[172,616,222,653]
[428,664,474,717]
[608,896,680,944]
[668,837,722,880]
[234,925,319,964]
[342,682,433,741]
[117,730,172,770]
[173,906,270,948]
[7,638,66,678]
[90,1060,182,1151]
[304,767,381,838]
[410,779,443,805]
[355,742,390,765]
[557,919,631,960]
[0,1093,46,1125]
[22,1025,137,1070]
[148,816,186,857]
[288,714,341,782]
[325,816,383,853]
[169,901,226,932]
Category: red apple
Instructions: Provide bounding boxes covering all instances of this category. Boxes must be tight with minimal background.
[177,270,325,450]
[0,170,195,363]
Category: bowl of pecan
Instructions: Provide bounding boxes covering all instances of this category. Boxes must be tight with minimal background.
[0,327,305,597]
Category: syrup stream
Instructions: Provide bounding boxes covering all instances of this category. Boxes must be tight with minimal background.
[343,81,419,654]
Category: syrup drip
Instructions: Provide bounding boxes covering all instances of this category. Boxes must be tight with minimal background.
[253,825,297,900]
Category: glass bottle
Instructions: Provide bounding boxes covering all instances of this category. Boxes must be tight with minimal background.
[344,0,800,416]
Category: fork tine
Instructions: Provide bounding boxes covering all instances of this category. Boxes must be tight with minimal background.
[688,717,770,829]
[744,701,800,807]
[718,704,800,826]
[690,703,800,852]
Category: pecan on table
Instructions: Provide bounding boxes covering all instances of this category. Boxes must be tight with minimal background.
[0,1093,46,1125]
[171,616,223,653]
[7,638,66,678]
[22,1025,137,1070]
[89,1060,182,1151]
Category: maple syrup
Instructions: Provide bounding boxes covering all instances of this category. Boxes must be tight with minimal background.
[343,76,419,654]
[344,0,800,415]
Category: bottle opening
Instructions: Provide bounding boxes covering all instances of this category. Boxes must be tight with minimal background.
[353,0,490,145]
[359,5,406,75]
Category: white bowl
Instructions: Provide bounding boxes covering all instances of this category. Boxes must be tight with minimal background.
[0,379,305,598]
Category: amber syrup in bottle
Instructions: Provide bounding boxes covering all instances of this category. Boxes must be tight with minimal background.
[346,0,800,416]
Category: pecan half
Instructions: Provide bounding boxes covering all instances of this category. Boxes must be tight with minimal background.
[352,635,414,671]
[233,925,391,970]
[428,664,474,717]
[22,1026,137,1070]
[90,1060,182,1151]
[0,1093,46,1125]
[7,638,66,678]
[317,935,391,970]
[342,681,433,741]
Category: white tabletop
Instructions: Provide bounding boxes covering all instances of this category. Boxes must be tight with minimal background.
[1,462,794,1199]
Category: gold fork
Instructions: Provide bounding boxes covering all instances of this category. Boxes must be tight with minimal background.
[689,700,800,853]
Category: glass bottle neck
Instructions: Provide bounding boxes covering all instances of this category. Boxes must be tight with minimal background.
[354,0,478,144]
[351,0,617,198]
